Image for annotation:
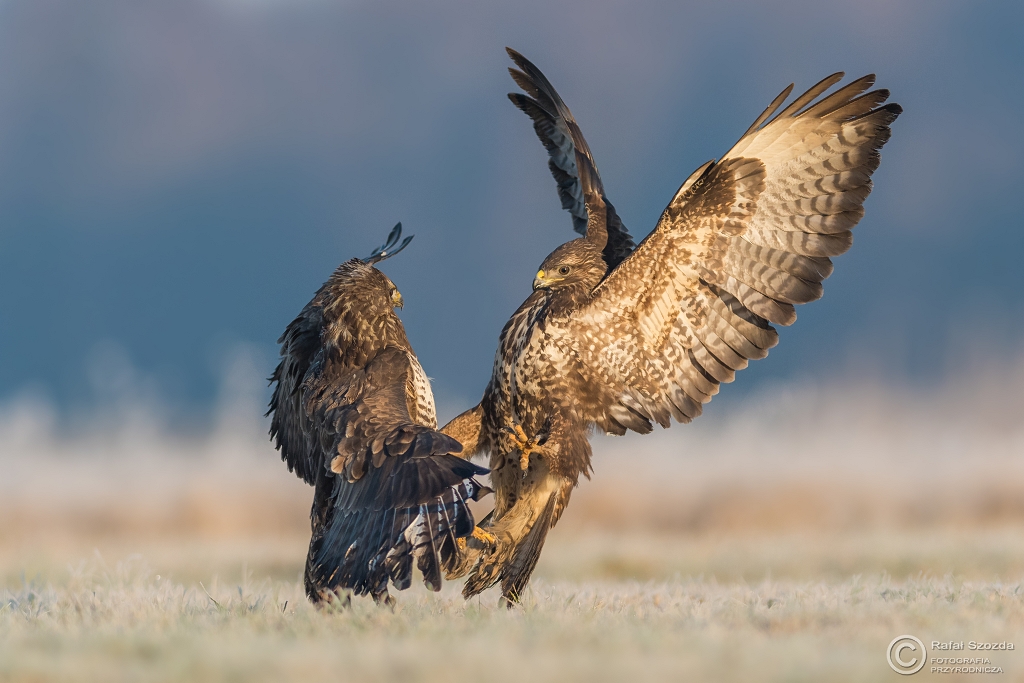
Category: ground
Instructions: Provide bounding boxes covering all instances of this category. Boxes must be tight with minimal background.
[3,533,1024,682]
[3,375,1024,681]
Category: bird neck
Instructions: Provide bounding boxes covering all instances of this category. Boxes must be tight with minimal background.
[541,281,595,318]
[325,310,408,366]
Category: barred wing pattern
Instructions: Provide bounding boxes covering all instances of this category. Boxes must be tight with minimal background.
[569,74,901,434]
[506,48,635,269]
[303,346,488,600]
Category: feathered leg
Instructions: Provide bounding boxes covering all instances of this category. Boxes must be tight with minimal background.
[463,411,587,603]
[370,586,396,609]
[441,404,488,459]
[314,587,353,610]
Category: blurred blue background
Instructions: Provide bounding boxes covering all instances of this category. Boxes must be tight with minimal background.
[0,0,1021,426]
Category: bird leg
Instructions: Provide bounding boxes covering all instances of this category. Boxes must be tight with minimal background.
[500,423,542,472]
[314,587,352,610]
[371,588,396,610]
[456,526,498,552]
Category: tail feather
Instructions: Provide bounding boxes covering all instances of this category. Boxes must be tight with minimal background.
[307,474,487,602]
[500,492,557,605]
[414,505,443,592]
[462,488,560,601]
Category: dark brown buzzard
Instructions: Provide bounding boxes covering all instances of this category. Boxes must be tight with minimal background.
[268,224,491,606]
[442,49,902,604]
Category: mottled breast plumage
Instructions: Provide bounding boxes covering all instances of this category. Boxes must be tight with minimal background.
[407,354,437,427]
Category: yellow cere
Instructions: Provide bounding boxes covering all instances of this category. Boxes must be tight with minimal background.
[537,270,545,279]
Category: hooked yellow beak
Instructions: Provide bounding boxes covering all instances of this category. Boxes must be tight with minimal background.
[391,290,404,309]
[532,269,549,290]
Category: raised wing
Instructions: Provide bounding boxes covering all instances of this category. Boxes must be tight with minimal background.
[569,74,901,435]
[302,346,488,599]
[506,48,635,269]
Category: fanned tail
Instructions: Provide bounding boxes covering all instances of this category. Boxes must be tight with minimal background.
[305,458,487,603]
[499,491,557,606]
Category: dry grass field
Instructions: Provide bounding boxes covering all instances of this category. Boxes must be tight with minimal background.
[3,360,1024,681]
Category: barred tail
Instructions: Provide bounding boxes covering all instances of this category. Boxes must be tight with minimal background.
[305,456,488,603]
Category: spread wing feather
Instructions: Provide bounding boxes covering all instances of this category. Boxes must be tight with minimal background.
[301,347,488,599]
[569,75,901,434]
[506,48,635,269]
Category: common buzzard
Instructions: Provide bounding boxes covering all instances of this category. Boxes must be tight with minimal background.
[442,49,902,603]
[268,224,491,606]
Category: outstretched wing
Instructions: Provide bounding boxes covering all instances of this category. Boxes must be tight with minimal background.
[568,74,901,435]
[506,48,635,269]
[303,346,488,599]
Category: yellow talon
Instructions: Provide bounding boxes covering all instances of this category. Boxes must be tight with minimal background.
[512,424,538,471]
[502,422,541,473]
[505,423,533,451]
[513,423,530,449]
[471,527,497,545]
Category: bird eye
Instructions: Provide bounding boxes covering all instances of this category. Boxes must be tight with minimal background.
[558,266,570,275]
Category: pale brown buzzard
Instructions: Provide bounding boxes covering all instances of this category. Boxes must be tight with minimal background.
[442,49,902,604]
